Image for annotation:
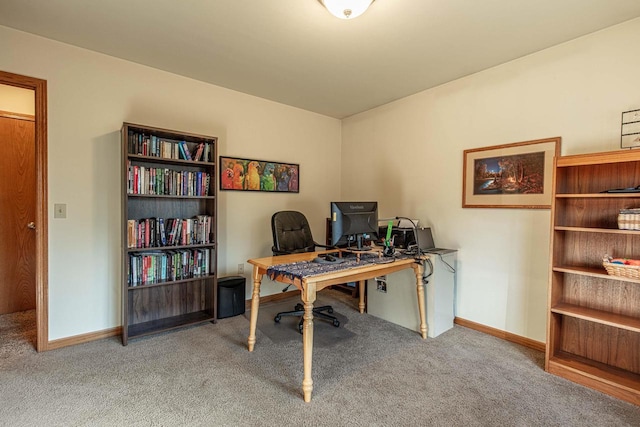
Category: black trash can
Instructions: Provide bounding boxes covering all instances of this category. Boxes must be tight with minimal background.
[217,276,246,319]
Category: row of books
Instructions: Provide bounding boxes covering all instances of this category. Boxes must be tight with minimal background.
[128,248,211,286]
[128,131,211,162]
[127,162,211,196]
[127,216,212,249]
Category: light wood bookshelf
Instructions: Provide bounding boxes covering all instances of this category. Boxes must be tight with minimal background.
[546,149,640,405]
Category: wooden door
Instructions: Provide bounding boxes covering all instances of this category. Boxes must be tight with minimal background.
[0,113,36,314]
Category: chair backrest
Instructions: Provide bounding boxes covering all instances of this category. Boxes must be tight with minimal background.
[271,211,317,255]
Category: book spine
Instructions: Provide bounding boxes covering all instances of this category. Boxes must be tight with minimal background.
[168,252,175,281]
[173,219,180,245]
[128,255,133,286]
[180,141,192,160]
[193,143,204,161]
[140,166,146,195]
[127,161,132,194]
[127,219,136,248]
[133,166,139,194]
[150,218,157,247]
[159,218,166,246]
[161,254,167,282]
[143,219,149,248]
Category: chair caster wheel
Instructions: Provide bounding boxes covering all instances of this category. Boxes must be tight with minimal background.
[274,315,281,323]
[295,303,303,311]
[333,319,340,327]
[298,324,304,334]
[327,308,334,314]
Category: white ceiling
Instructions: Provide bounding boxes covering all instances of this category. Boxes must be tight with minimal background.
[2,0,640,118]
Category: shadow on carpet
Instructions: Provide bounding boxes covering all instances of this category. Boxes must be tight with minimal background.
[244,294,355,348]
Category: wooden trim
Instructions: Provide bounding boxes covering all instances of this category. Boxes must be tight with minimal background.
[0,109,34,121]
[35,78,48,352]
[47,326,122,351]
[557,148,640,167]
[0,71,49,352]
[454,317,546,352]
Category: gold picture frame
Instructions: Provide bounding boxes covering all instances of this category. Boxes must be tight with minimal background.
[462,137,561,209]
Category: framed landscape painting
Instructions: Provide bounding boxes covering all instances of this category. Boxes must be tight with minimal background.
[219,156,299,193]
[462,137,561,209]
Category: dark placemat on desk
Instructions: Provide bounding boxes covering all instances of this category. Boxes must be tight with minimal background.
[244,294,354,347]
[266,252,413,281]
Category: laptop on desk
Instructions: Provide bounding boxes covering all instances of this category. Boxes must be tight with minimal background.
[414,227,448,254]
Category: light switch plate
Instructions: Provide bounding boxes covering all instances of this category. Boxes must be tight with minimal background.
[54,203,67,218]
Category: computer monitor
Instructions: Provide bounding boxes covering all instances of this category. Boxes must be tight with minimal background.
[330,202,379,250]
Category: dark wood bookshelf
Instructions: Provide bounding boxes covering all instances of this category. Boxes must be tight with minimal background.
[127,274,216,290]
[127,310,215,339]
[121,122,218,345]
[127,243,215,253]
[128,194,216,199]
[128,153,215,166]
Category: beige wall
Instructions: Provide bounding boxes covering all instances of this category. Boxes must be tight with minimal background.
[341,18,640,342]
[2,18,639,344]
[0,83,34,115]
[0,25,341,340]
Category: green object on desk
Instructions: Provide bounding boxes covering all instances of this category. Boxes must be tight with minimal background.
[385,220,393,246]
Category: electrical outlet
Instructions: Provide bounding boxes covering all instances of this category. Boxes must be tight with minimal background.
[237,263,244,274]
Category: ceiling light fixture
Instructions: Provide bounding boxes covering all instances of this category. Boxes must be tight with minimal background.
[319,0,375,20]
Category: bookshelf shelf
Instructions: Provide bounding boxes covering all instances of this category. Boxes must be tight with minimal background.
[554,226,640,235]
[127,243,215,253]
[547,149,640,405]
[127,274,216,290]
[552,265,640,284]
[555,193,640,198]
[121,122,218,345]
[127,194,216,200]
[128,153,215,166]
[127,311,215,339]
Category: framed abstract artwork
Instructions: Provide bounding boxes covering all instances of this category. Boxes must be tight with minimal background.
[219,156,299,193]
[462,137,561,209]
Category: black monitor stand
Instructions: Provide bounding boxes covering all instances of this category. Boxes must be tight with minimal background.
[347,233,371,251]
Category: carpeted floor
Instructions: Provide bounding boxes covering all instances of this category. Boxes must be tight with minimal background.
[1,290,639,426]
[246,293,355,346]
[0,308,36,361]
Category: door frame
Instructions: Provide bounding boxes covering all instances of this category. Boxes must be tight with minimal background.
[0,71,49,352]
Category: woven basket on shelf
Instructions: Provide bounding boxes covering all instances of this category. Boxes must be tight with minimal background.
[602,260,640,279]
[618,208,640,230]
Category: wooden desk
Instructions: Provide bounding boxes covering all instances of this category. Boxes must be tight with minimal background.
[246,251,427,402]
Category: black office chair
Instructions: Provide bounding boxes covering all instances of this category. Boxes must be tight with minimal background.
[271,210,340,333]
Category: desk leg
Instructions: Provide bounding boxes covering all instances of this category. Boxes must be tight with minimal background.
[358,280,366,314]
[413,262,428,339]
[301,282,317,402]
[247,267,263,352]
